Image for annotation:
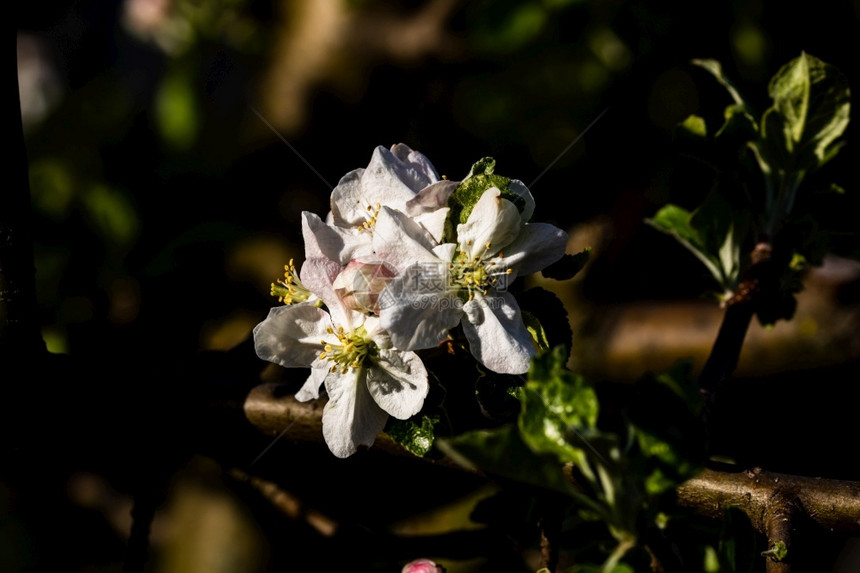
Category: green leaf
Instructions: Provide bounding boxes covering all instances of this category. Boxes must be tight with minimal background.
[444,157,528,241]
[517,288,573,357]
[648,190,749,292]
[518,347,598,466]
[438,425,577,497]
[542,248,591,280]
[716,104,758,140]
[692,59,747,108]
[385,415,438,457]
[475,373,523,422]
[521,310,550,354]
[627,363,706,495]
[762,540,788,561]
[760,52,850,171]
[679,114,707,138]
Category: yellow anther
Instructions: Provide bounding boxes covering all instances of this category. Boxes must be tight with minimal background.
[318,352,327,360]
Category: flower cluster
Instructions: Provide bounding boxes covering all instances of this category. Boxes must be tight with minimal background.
[254,144,568,457]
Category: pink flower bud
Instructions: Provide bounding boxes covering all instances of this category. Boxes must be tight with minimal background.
[333,261,395,314]
[401,558,445,573]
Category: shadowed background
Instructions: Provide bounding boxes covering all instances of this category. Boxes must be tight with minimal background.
[8,0,860,571]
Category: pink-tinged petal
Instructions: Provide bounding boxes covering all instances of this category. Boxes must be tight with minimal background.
[253,304,333,368]
[461,292,535,374]
[299,257,362,329]
[457,188,522,258]
[302,211,372,264]
[372,207,440,274]
[507,179,535,223]
[322,368,389,458]
[378,271,463,350]
[497,223,568,276]
[367,350,429,419]
[295,358,329,402]
[333,261,396,315]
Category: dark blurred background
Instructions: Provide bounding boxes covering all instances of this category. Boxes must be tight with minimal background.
[8,0,860,571]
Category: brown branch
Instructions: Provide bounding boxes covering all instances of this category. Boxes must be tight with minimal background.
[697,242,772,414]
[762,495,795,573]
[676,467,860,536]
[243,382,476,474]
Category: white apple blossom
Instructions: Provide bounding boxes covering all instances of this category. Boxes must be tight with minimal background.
[254,258,429,458]
[373,187,568,374]
[307,144,456,265]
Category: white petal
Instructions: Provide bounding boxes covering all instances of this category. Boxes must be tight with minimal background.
[295,359,329,401]
[457,188,522,258]
[366,350,429,419]
[302,211,372,264]
[378,271,463,350]
[253,304,332,368]
[507,179,535,223]
[498,223,568,276]
[432,242,457,262]
[372,207,440,274]
[389,143,440,190]
[461,292,535,374]
[406,180,457,242]
[329,168,368,228]
[331,145,436,229]
[322,368,389,458]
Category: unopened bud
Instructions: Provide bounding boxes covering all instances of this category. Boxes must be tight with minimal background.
[401,558,445,573]
[333,261,395,314]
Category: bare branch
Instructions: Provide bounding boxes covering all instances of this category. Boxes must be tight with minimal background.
[676,467,860,536]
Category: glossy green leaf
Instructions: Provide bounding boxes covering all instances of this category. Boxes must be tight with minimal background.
[759,53,850,172]
[385,415,438,457]
[518,347,598,466]
[438,425,577,497]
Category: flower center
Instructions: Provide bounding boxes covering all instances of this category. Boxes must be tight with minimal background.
[357,202,382,232]
[449,241,512,300]
[318,325,375,374]
[271,259,313,305]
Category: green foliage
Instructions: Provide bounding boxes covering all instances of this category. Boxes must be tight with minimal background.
[757,53,850,174]
[518,347,598,467]
[655,52,851,323]
[648,191,748,295]
[517,287,574,357]
[438,425,579,497]
[385,415,438,457]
